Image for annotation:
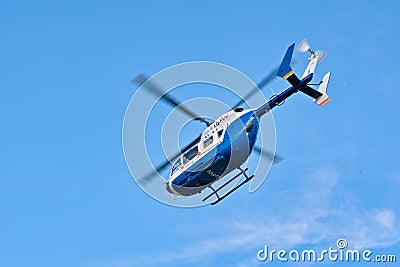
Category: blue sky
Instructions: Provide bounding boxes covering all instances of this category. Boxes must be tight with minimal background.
[1,1,399,266]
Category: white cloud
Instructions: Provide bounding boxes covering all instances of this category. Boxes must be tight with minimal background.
[375,209,395,229]
[97,167,400,267]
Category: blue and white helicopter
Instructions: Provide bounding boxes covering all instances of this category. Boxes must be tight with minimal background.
[134,40,331,205]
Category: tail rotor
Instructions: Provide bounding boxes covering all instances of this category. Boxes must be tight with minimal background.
[297,39,328,63]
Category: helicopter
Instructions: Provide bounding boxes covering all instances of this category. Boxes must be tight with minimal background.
[133,40,331,205]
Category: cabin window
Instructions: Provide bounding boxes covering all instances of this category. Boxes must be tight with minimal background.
[203,136,213,149]
[171,157,182,175]
[182,146,198,165]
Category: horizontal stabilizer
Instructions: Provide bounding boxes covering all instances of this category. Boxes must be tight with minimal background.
[314,72,331,106]
[298,72,331,106]
[299,86,323,99]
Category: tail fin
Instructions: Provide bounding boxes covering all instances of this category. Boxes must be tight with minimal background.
[276,43,301,86]
[276,43,294,79]
[298,39,327,78]
[301,53,319,79]
[313,72,331,106]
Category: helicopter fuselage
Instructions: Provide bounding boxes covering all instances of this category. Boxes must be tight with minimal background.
[166,108,259,196]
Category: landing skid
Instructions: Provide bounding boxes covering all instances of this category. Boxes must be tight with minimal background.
[202,167,254,205]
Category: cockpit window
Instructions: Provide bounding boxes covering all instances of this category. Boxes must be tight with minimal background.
[203,136,213,149]
[182,146,198,165]
[171,157,182,175]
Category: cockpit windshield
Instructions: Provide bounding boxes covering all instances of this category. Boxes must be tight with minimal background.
[171,157,182,176]
[182,146,198,165]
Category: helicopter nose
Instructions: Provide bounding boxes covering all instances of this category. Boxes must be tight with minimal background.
[165,180,175,195]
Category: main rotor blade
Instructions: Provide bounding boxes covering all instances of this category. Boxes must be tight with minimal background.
[133,74,211,126]
[138,134,202,185]
[231,67,278,109]
[252,146,284,164]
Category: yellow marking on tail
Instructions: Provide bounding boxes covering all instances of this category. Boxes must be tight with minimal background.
[283,70,294,79]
